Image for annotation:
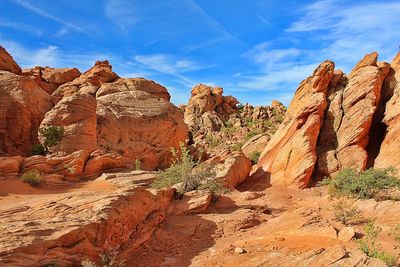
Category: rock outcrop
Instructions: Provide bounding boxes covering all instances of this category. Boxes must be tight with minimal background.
[96,90,188,170]
[0,173,175,266]
[0,71,53,156]
[40,94,97,154]
[0,46,21,74]
[53,60,119,100]
[184,84,239,133]
[22,66,81,94]
[255,61,335,188]
[316,53,390,177]
[375,52,400,169]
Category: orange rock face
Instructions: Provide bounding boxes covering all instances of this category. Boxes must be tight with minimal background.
[184,84,238,133]
[82,151,130,178]
[22,150,89,179]
[375,52,400,169]
[0,156,23,176]
[96,90,188,170]
[256,61,335,188]
[0,71,53,156]
[96,77,171,101]
[22,66,81,94]
[316,53,390,178]
[40,94,97,154]
[0,46,21,74]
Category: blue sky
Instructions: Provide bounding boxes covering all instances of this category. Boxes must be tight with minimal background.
[1,0,399,106]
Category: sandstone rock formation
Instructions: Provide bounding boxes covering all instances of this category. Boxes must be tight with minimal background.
[184,84,238,133]
[375,52,400,169]
[0,71,53,156]
[0,46,21,74]
[256,61,335,188]
[96,90,188,170]
[316,53,390,177]
[0,173,174,266]
[40,94,97,154]
[53,60,119,100]
[22,66,81,94]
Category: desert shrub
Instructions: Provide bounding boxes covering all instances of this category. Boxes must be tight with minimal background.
[237,102,244,110]
[205,135,220,148]
[134,159,141,170]
[319,168,400,199]
[39,126,64,151]
[245,129,263,141]
[332,199,361,225]
[21,169,42,187]
[81,252,118,267]
[32,144,46,155]
[249,151,261,164]
[263,120,272,128]
[152,143,226,197]
[274,114,284,124]
[220,125,237,134]
[358,221,397,266]
[231,142,243,152]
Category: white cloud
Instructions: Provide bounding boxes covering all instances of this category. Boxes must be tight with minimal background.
[133,54,210,87]
[0,37,111,70]
[0,17,42,36]
[11,0,84,35]
[288,0,400,70]
[105,0,140,31]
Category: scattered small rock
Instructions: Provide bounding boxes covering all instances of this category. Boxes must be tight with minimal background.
[338,226,355,242]
[234,247,246,254]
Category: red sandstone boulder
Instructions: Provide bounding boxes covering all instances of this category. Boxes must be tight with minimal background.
[96,90,188,170]
[83,151,130,178]
[0,46,21,74]
[184,84,238,133]
[375,53,400,169]
[255,61,335,188]
[22,66,81,94]
[0,71,53,156]
[96,77,170,101]
[22,150,89,180]
[40,94,97,154]
[0,156,24,177]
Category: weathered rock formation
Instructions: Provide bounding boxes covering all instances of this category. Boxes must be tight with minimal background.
[0,71,53,156]
[0,173,175,266]
[256,61,335,188]
[184,84,239,133]
[375,52,400,168]
[0,46,21,74]
[40,94,97,154]
[316,53,390,177]
[22,66,81,94]
[255,51,399,188]
[0,46,188,173]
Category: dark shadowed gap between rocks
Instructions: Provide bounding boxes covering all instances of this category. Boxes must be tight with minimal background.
[366,68,395,169]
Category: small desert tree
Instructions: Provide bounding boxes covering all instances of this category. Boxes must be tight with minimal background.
[39,126,64,152]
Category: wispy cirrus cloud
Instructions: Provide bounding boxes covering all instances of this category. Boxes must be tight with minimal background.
[288,0,400,69]
[104,0,140,31]
[132,54,211,87]
[10,0,85,36]
[0,17,42,36]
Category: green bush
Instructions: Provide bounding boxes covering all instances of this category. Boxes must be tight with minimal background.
[152,143,226,198]
[205,135,220,148]
[39,126,64,151]
[245,129,263,141]
[134,159,141,170]
[332,199,361,225]
[319,167,400,199]
[231,142,243,152]
[32,144,46,155]
[249,151,261,164]
[358,221,397,266]
[81,251,118,267]
[21,169,42,187]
